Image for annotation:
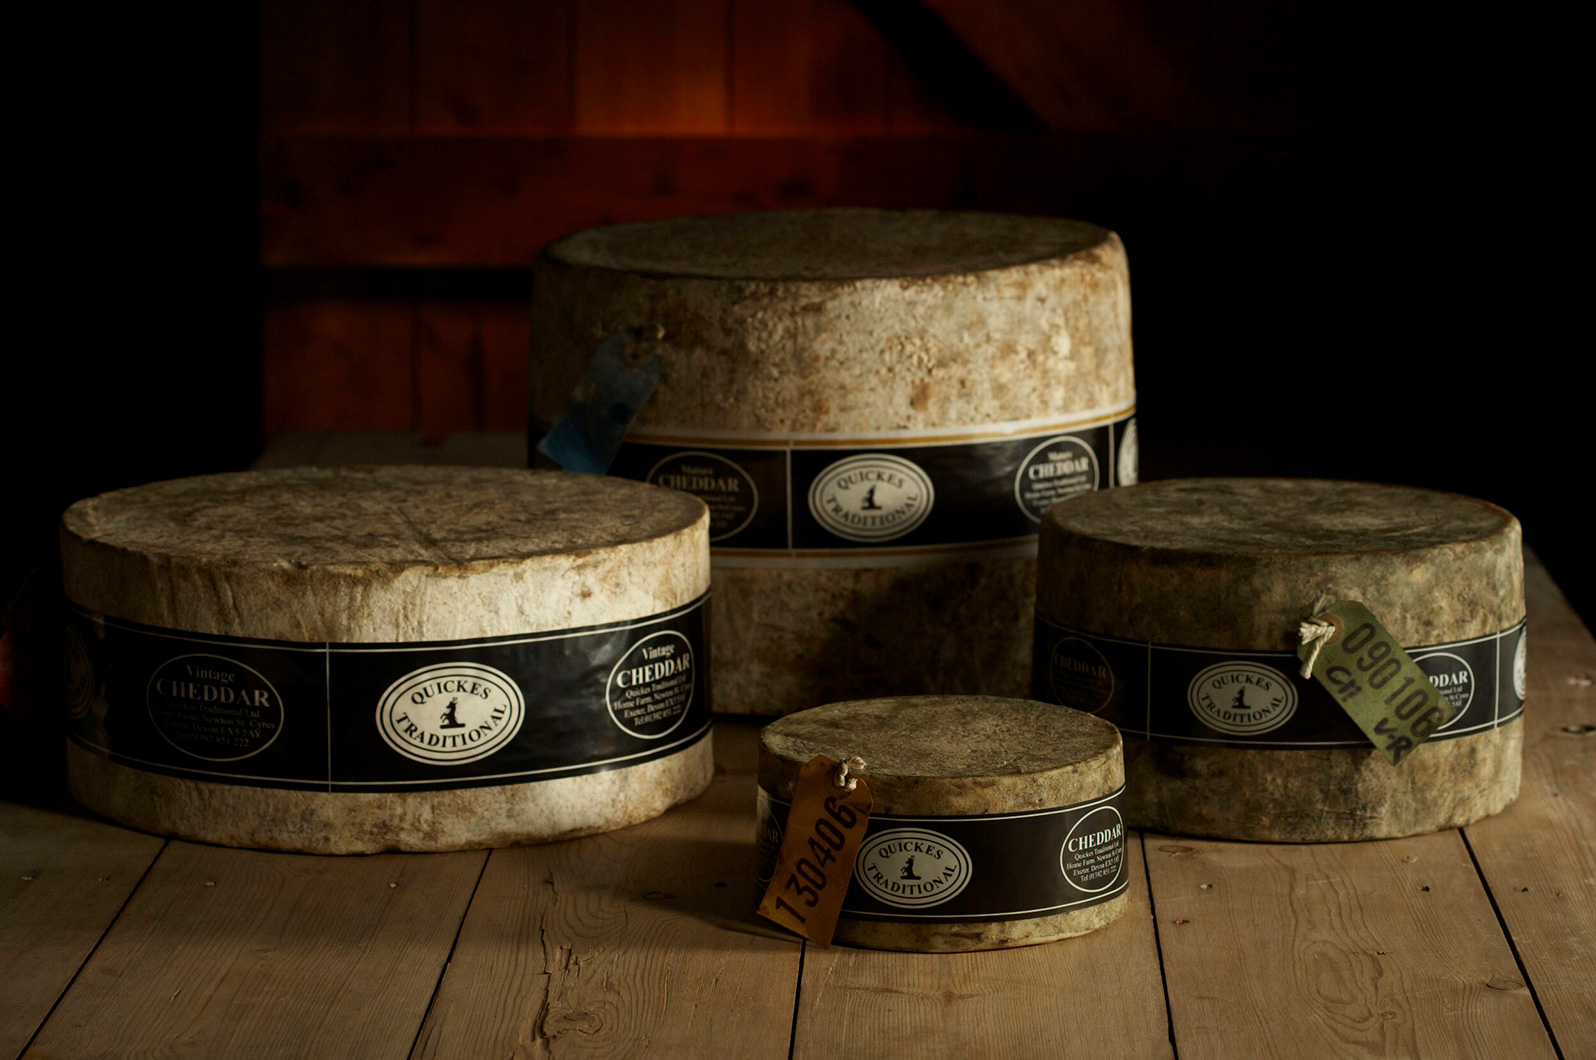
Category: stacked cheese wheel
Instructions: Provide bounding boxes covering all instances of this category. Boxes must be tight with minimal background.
[532,209,1137,716]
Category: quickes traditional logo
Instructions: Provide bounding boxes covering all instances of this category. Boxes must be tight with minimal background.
[854,828,972,908]
[808,454,934,542]
[646,450,758,541]
[1187,661,1298,735]
[1414,650,1474,732]
[377,662,525,765]
[1014,435,1099,522]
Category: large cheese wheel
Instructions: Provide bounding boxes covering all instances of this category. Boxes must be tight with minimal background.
[60,466,713,854]
[531,209,1137,716]
[1034,478,1525,842]
[757,696,1127,951]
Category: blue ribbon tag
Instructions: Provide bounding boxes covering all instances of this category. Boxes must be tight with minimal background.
[535,330,662,474]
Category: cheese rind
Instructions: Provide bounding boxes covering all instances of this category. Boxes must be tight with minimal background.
[532,209,1137,716]
[758,695,1128,951]
[1036,478,1524,841]
[60,466,714,853]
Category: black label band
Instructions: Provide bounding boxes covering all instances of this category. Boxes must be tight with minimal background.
[756,786,1128,923]
[1031,615,1528,749]
[534,406,1137,568]
[63,595,712,792]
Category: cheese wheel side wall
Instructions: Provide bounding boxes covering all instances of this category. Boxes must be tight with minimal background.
[531,215,1135,716]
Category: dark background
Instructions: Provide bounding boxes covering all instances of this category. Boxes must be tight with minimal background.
[8,2,1586,680]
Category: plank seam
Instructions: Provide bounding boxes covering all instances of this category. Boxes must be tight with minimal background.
[787,940,806,1060]
[1459,828,1565,1060]
[404,849,493,1060]
[16,837,170,1060]
[1138,832,1180,1059]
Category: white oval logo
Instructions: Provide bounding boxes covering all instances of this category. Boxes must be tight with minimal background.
[1188,662,1298,735]
[1061,805,1125,893]
[1413,650,1474,731]
[808,454,934,542]
[1014,435,1100,522]
[1513,630,1527,701]
[1117,416,1139,486]
[854,828,971,908]
[606,631,695,739]
[646,450,759,541]
[376,663,524,764]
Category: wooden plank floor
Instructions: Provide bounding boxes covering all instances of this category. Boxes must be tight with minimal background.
[3,432,1591,1059]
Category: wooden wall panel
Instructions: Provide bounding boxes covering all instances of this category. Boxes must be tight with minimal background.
[263,295,414,436]
[414,0,574,133]
[261,0,412,133]
[416,298,532,436]
[573,0,731,133]
[731,0,891,132]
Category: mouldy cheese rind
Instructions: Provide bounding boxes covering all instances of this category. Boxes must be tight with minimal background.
[757,695,1128,952]
[1034,478,1525,842]
[60,466,715,854]
[531,208,1137,716]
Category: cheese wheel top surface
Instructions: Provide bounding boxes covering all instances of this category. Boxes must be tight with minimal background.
[544,209,1112,281]
[1043,478,1514,557]
[762,696,1117,783]
[1038,478,1523,647]
[62,467,710,641]
[64,466,704,569]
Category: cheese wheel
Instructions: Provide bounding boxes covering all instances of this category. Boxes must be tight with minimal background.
[757,696,1127,951]
[531,209,1137,716]
[1034,478,1525,842]
[60,466,713,853]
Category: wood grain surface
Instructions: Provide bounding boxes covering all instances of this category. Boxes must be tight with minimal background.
[0,806,164,1058]
[1146,828,1556,1060]
[5,431,1592,1059]
[25,844,486,1060]
[411,722,799,1060]
[1464,558,1595,1058]
[794,836,1172,1060]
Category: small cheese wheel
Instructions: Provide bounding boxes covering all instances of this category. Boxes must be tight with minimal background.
[532,209,1137,717]
[758,696,1127,952]
[61,466,713,853]
[1036,478,1524,841]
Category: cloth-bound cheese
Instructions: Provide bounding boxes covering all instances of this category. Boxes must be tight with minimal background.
[757,696,1128,952]
[60,466,713,854]
[531,209,1137,716]
[1034,478,1525,842]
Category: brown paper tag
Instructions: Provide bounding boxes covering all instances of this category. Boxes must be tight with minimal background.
[756,755,873,946]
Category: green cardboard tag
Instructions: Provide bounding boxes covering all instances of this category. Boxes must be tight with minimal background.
[1297,601,1457,765]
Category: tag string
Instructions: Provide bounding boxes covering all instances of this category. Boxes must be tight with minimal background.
[832,756,867,792]
[1299,616,1340,678]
